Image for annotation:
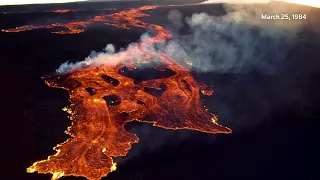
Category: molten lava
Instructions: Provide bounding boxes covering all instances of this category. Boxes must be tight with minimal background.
[1,6,167,34]
[52,9,73,13]
[50,8,115,13]
[6,4,231,180]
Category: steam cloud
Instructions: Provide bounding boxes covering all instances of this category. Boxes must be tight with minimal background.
[165,5,301,74]
[57,3,305,75]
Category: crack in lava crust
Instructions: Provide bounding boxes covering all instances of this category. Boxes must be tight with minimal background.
[20,5,232,180]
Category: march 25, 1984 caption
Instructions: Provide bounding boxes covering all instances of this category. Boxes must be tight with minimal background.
[261,13,307,20]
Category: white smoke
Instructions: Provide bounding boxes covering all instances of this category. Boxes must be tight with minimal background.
[163,3,310,74]
[56,2,310,75]
[167,6,300,73]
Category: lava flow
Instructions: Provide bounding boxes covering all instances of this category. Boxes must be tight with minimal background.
[52,9,73,13]
[8,5,232,180]
[50,8,115,13]
[1,5,167,34]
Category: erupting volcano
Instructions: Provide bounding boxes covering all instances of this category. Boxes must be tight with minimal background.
[3,4,231,180]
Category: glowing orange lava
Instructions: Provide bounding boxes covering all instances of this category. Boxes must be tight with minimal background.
[201,85,215,96]
[1,6,165,34]
[7,4,232,180]
[52,9,73,13]
[50,8,115,13]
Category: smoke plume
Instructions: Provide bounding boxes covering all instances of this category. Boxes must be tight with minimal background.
[164,4,303,74]
[57,2,309,75]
